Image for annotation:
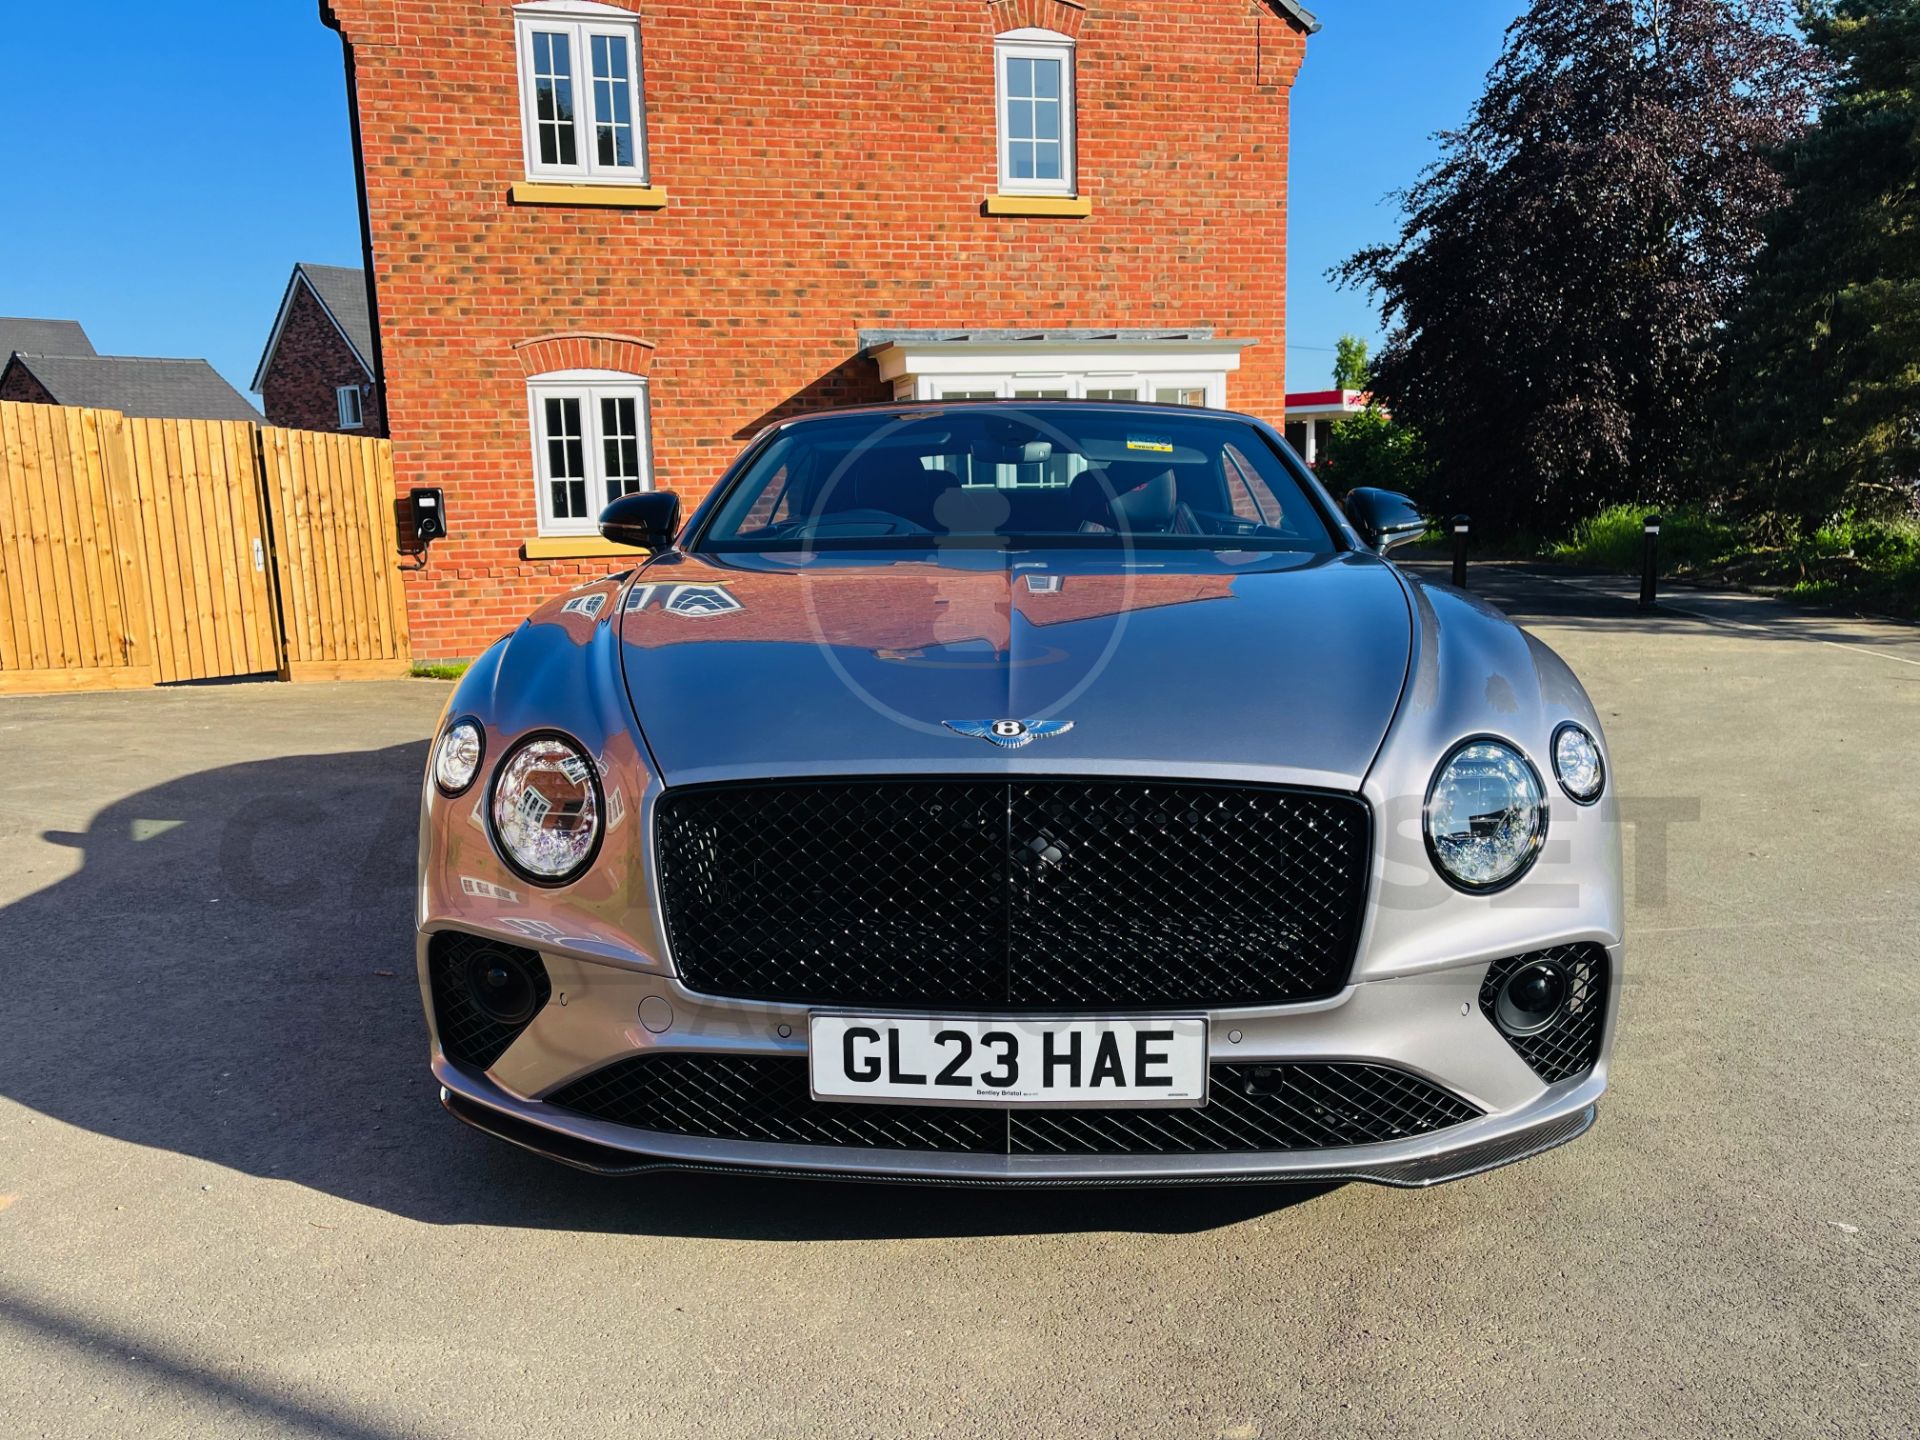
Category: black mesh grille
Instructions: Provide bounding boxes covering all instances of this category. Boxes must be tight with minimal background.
[544,1054,1479,1155]
[1480,944,1609,1083]
[428,932,552,1070]
[654,779,1370,1009]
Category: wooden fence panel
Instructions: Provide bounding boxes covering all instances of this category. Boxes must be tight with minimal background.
[1,402,407,694]
[259,427,410,681]
[123,416,280,683]
[0,401,154,693]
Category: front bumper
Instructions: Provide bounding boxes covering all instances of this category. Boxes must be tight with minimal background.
[420,931,1620,1187]
[439,1065,1601,1187]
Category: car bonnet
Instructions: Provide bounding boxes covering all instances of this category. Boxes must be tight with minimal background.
[616,549,1414,790]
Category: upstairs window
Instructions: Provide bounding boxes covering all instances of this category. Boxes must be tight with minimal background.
[995,29,1076,197]
[527,371,653,535]
[515,3,648,183]
[336,385,364,429]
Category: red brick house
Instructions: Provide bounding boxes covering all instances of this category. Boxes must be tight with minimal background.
[252,263,386,436]
[320,0,1320,661]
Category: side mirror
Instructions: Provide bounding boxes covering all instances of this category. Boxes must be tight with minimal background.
[599,491,681,550]
[1344,487,1426,556]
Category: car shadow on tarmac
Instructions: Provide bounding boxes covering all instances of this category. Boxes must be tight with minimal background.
[0,741,1331,1239]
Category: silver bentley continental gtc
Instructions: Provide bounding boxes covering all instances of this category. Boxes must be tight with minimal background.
[419,401,1622,1186]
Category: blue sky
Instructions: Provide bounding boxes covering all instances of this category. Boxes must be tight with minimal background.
[0,2,1519,396]
[1287,1,1520,385]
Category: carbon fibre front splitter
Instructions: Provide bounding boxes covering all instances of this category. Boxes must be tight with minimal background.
[438,1074,1599,1190]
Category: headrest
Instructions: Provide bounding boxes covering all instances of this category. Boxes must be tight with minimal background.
[1103,461,1175,494]
[1069,466,1112,505]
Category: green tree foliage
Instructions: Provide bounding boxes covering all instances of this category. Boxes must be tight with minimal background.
[1332,335,1371,392]
[1325,404,1427,496]
[1319,333,1427,497]
[1710,0,1920,526]
[1337,0,1821,534]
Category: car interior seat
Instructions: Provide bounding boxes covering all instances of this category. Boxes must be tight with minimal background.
[817,450,954,531]
[1074,462,1181,534]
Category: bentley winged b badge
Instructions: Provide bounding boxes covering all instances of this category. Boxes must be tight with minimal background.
[942,719,1075,749]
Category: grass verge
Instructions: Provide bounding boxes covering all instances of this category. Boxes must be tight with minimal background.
[410,661,470,681]
[1548,503,1920,619]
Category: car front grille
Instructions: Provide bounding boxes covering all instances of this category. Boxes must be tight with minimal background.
[544,1054,1480,1156]
[654,779,1370,1010]
[1480,944,1610,1083]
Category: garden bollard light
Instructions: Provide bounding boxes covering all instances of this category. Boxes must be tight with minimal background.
[1640,513,1662,609]
[1451,515,1469,589]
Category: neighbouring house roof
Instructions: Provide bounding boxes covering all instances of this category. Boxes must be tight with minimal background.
[1271,0,1321,33]
[251,262,376,392]
[297,263,376,370]
[3,353,261,421]
[0,317,96,360]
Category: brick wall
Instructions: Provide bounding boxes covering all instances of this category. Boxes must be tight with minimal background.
[260,280,386,436]
[0,362,59,407]
[323,0,1309,661]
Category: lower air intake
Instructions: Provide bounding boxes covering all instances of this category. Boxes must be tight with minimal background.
[1479,944,1610,1083]
[428,932,552,1070]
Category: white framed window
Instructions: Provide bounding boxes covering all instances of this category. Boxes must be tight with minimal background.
[336,385,364,429]
[515,2,648,184]
[1010,375,1071,399]
[908,372,1228,407]
[1154,384,1209,407]
[871,339,1247,411]
[995,29,1076,197]
[527,370,653,535]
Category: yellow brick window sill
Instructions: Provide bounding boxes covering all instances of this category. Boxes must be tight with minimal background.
[985,194,1092,218]
[522,535,653,561]
[509,181,669,209]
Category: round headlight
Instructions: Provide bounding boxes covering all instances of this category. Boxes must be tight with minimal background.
[433,718,484,796]
[1425,738,1547,891]
[1552,722,1605,803]
[490,733,602,883]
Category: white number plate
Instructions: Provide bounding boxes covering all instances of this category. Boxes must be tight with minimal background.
[808,1014,1208,1107]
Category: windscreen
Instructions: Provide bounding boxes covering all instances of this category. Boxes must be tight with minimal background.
[698,406,1339,552]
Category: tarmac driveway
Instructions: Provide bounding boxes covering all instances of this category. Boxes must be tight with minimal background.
[1,569,1916,1438]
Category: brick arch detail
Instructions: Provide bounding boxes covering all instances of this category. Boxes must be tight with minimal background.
[513,332,657,379]
[986,0,1087,40]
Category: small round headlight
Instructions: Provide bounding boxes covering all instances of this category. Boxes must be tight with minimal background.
[1552,722,1605,804]
[433,719,484,796]
[1425,738,1547,891]
[490,733,602,883]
